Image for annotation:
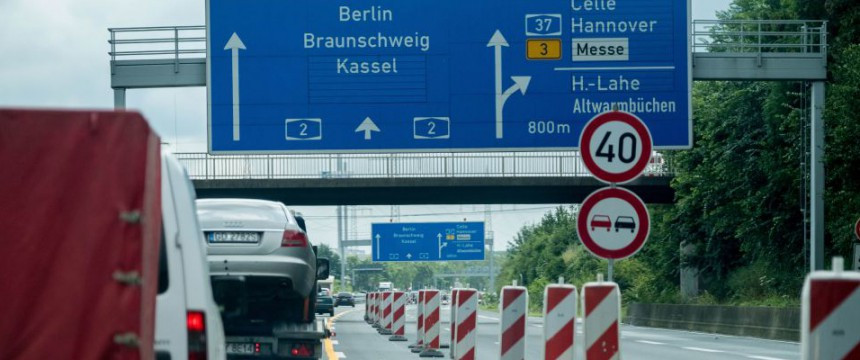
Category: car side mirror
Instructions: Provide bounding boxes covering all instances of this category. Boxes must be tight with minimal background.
[316,258,330,280]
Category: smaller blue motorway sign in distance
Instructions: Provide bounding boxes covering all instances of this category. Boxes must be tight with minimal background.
[371,222,485,262]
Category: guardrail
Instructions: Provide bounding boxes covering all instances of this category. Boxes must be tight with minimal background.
[692,20,827,56]
[108,26,206,73]
[174,152,673,180]
[109,20,827,63]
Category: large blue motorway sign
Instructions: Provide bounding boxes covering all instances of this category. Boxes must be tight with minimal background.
[207,0,691,153]
[371,222,485,262]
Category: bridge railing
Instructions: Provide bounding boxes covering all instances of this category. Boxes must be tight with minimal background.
[174,152,674,180]
[107,21,827,63]
[692,20,827,56]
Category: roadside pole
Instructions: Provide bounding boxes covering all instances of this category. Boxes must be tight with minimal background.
[607,259,614,283]
[810,81,825,271]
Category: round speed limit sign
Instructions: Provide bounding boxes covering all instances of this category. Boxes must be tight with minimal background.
[855,217,860,240]
[580,111,653,184]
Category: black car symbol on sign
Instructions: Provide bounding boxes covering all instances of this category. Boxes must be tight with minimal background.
[615,216,636,233]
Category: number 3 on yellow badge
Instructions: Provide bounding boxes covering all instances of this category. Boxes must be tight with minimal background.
[526,39,562,60]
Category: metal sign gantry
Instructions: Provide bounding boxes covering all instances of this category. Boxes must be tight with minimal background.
[107,19,830,271]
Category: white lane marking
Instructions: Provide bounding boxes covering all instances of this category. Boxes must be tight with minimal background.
[747,356,787,360]
[682,347,724,353]
[635,340,666,345]
[335,352,346,358]
[532,324,543,328]
[478,315,498,321]
[331,340,339,345]
[443,328,450,332]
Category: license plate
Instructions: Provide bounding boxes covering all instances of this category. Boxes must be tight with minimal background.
[226,343,255,354]
[208,232,261,243]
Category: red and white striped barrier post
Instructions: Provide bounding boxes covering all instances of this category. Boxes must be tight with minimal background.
[420,289,445,357]
[371,292,379,328]
[410,290,426,352]
[802,257,860,360]
[543,280,578,360]
[500,284,528,360]
[375,292,383,329]
[380,291,393,335]
[365,292,372,323]
[449,289,461,358]
[583,278,621,360]
[389,291,408,341]
[453,289,478,360]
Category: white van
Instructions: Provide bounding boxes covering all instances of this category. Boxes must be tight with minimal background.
[155,155,226,360]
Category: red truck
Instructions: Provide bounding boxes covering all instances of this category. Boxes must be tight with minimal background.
[0,109,161,359]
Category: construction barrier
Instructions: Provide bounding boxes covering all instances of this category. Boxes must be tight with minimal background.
[390,291,408,341]
[449,289,461,358]
[365,292,372,323]
[420,289,445,357]
[543,284,578,360]
[410,290,426,353]
[375,291,383,329]
[583,281,621,360]
[500,285,528,360]
[380,291,393,335]
[801,257,860,360]
[371,292,379,328]
[453,289,478,360]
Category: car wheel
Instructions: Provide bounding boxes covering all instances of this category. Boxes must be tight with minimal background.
[330,310,335,317]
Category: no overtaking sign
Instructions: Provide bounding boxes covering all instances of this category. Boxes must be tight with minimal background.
[576,186,650,260]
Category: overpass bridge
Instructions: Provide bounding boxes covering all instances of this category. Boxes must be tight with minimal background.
[109,20,827,206]
[175,152,675,205]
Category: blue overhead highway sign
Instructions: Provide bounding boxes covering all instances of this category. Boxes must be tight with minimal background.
[371,222,485,262]
[207,0,691,153]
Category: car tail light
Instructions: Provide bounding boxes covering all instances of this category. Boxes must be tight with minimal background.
[187,311,207,360]
[290,343,313,357]
[281,229,308,247]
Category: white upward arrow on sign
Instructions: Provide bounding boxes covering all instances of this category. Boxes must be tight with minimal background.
[355,117,381,140]
[487,30,530,140]
[224,33,246,141]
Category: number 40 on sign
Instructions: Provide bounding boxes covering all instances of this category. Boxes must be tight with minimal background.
[580,111,654,184]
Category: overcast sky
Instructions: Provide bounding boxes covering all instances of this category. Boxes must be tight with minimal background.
[0,0,731,251]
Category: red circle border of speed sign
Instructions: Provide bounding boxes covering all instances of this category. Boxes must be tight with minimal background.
[577,187,650,260]
[855,217,860,241]
[580,111,653,184]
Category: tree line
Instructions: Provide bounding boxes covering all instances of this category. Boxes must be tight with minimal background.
[499,0,860,306]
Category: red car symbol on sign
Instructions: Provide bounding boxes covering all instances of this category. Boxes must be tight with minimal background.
[591,215,612,231]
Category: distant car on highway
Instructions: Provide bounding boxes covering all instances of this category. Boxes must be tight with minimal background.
[441,294,450,306]
[197,198,323,324]
[335,292,355,307]
[316,294,335,317]
[615,216,636,233]
[591,215,612,231]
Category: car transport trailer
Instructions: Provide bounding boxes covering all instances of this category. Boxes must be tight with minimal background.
[224,319,330,359]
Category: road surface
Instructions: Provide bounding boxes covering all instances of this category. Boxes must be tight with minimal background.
[321,304,799,360]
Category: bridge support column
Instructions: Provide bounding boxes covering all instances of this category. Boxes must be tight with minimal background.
[113,88,126,110]
[810,81,825,271]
